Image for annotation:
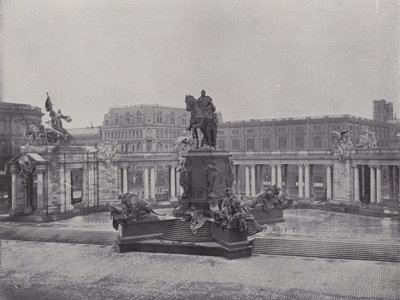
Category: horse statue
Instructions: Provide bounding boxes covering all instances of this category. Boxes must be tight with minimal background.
[185,94,217,149]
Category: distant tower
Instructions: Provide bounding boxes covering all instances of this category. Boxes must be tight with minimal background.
[373,99,393,122]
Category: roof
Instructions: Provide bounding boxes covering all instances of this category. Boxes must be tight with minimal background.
[68,127,101,136]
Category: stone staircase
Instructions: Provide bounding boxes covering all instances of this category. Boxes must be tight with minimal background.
[252,238,400,262]
[161,220,214,242]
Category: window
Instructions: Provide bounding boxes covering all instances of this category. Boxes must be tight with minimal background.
[232,129,240,135]
[115,118,119,125]
[313,125,321,132]
[277,127,286,133]
[218,130,225,136]
[126,117,131,124]
[104,120,109,126]
[313,136,323,149]
[262,127,270,134]
[232,139,240,150]
[295,126,303,133]
[246,129,255,135]
[218,140,225,150]
[146,129,152,139]
[262,138,270,149]
[246,138,255,150]
[295,136,304,148]
[278,137,287,149]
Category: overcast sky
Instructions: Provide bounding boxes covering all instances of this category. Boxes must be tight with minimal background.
[2,0,399,128]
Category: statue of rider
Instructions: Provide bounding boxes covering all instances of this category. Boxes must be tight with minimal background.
[196,90,217,148]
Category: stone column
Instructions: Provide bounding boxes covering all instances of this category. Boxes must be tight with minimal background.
[235,165,240,195]
[35,167,45,215]
[59,167,66,213]
[259,165,265,193]
[122,167,128,194]
[391,165,397,202]
[170,166,176,200]
[144,167,149,200]
[251,165,256,196]
[304,164,310,199]
[271,164,276,186]
[245,166,250,197]
[9,164,19,214]
[176,168,181,197]
[376,165,382,204]
[370,165,376,204]
[361,165,365,200]
[150,167,156,201]
[298,164,304,198]
[326,164,332,201]
[277,164,282,189]
[65,169,73,212]
[353,165,360,203]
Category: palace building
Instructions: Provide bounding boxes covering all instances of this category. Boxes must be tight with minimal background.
[101,104,190,152]
[0,102,43,212]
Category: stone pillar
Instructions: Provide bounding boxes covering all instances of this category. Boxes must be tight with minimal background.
[251,165,256,196]
[170,166,176,200]
[235,165,240,195]
[35,167,46,215]
[326,164,332,201]
[391,165,396,202]
[122,167,128,194]
[245,166,250,197]
[59,167,66,213]
[277,164,282,189]
[376,165,382,204]
[361,165,365,200]
[304,164,310,199]
[353,165,360,203]
[370,165,376,204]
[150,167,156,201]
[298,164,304,198]
[271,164,276,186]
[65,169,73,212]
[259,165,265,193]
[176,168,181,197]
[144,167,149,200]
[9,164,19,214]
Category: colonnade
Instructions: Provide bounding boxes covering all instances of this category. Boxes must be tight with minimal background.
[352,164,400,204]
[119,164,182,202]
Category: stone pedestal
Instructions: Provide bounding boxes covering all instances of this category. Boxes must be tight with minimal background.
[184,150,233,211]
[332,159,352,204]
[115,218,176,253]
[209,221,252,259]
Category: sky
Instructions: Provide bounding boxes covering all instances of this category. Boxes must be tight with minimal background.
[1,0,399,128]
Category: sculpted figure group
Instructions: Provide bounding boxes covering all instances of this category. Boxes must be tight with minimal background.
[24,93,74,145]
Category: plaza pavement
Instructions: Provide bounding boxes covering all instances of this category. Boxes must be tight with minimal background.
[0,239,399,300]
[0,209,399,299]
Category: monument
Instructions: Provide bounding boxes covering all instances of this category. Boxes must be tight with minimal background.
[6,94,102,221]
[111,90,288,259]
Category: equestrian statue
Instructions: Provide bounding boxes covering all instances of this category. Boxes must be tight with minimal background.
[185,90,218,149]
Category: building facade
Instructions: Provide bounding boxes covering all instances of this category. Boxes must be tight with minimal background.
[68,126,102,148]
[216,115,391,153]
[101,104,190,153]
[0,102,43,212]
[373,99,394,122]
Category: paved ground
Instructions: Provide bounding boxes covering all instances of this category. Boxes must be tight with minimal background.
[1,208,399,245]
[0,240,399,300]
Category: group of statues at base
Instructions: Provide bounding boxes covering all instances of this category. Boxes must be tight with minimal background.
[24,93,74,145]
[110,193,166,230]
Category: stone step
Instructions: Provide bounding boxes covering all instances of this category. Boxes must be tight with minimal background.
[161,220,214,242]
[252,238,400,262]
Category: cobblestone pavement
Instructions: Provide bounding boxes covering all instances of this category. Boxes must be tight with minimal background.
[1,208,399,246]
[0,240,399,300]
